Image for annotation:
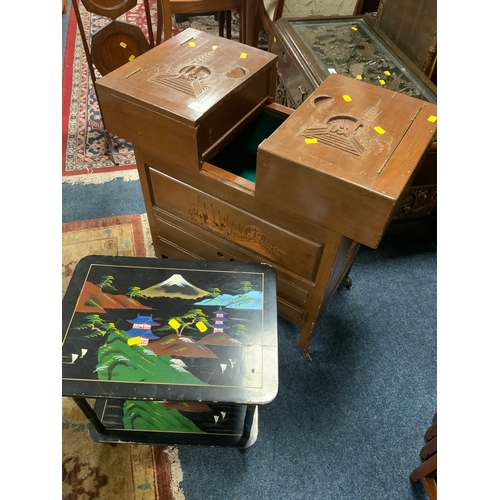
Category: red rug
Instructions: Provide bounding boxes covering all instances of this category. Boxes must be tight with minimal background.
[62,2,253,178]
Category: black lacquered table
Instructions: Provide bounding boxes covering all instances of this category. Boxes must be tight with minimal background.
[62,255,278,449]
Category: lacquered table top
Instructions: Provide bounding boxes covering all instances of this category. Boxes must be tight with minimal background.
[62,255,278,405]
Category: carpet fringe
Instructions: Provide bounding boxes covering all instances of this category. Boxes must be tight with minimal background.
[63,169,139,185]
[164,447,185,499]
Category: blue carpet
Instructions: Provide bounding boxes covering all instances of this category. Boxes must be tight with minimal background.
[62,179,146,223]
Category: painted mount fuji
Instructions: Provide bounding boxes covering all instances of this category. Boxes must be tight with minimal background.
[140,274,209,299]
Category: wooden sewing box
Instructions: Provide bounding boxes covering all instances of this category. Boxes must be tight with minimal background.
[96,28,437,360]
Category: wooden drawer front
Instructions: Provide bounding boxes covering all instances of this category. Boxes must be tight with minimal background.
[277,298,306,326]
[149,168,324,282]
[277,276,309,309]
[154,218,310,326]
[155,219,242,262]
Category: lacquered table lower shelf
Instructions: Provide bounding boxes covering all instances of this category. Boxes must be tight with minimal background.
[62,255,278,449]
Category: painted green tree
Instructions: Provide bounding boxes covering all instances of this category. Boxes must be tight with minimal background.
[97,275,117,291]
[156,309,211,336]
[75,314,118,338]
[126,286,147,299]
[207,287,221,298]
[238,281,254,293]
[230,323,247,337]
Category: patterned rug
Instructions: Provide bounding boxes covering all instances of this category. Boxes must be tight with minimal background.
[62,213,154,295]
[62,2,267,182]
[62,214,188,499]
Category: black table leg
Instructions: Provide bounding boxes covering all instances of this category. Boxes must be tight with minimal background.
[237,404,256,451]
[72,397,106,434]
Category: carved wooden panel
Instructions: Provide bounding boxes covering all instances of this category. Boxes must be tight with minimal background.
[81,0,137,19]
[149,168,325,282]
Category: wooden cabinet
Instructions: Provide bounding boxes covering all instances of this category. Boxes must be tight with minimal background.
[96,28,437,359]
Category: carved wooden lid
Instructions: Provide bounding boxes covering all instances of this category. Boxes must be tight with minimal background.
[96,28,277,126]
[258,73,437,199]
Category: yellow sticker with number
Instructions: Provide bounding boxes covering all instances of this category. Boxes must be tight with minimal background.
[305,138,318,144]
[427,115,437,123]
[129,55,135,61]
[351,26,358,30]
[384,70,391,76]
[127,337,141,346]
[169,318,181,329]
[120,41,127,48]
[196,321,208,332]
[356,74,362,80]
[379,79,386,85]
[189,41,196,47]
[374,126,386,135]
[342,95,352,102]
[240,53,247,58]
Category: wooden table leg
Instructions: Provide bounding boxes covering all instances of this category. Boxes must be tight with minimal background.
[243,0,260,47]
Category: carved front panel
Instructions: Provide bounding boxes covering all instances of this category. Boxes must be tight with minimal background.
[148,167,324,283]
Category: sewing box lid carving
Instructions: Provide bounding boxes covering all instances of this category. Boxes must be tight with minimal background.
[256,73,437,247]
[96,28,277,127]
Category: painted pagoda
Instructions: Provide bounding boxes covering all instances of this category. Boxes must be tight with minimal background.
[211,308,229,334]
[126,313,160,346]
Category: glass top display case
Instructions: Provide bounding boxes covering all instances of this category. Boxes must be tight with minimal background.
[270,15,437,108]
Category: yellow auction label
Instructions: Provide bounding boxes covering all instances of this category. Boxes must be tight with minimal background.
[305,138,318,144]
[196,321,208,332]
[129,55,135,61]
[189,41,196,47]
[356,74,362,80]
[379,79,386,85]
[169,318,181,329]
[351,26,358,30]
[384,70,391,76]
[342,95,352,102]
[127,337,141,346]
[212,45,218,50]
[427,115,437,123]
[120,41,127,48]
[374,126,386,135]
[240,53,247,58]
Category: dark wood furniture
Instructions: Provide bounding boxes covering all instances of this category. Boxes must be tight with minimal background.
[62,255,278,448]
[375,0,436,78]
[269,15,437,220]
[95,28,437,360]
[411,413,437,499]
[71,0,158,164]
[158,0,244,43]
